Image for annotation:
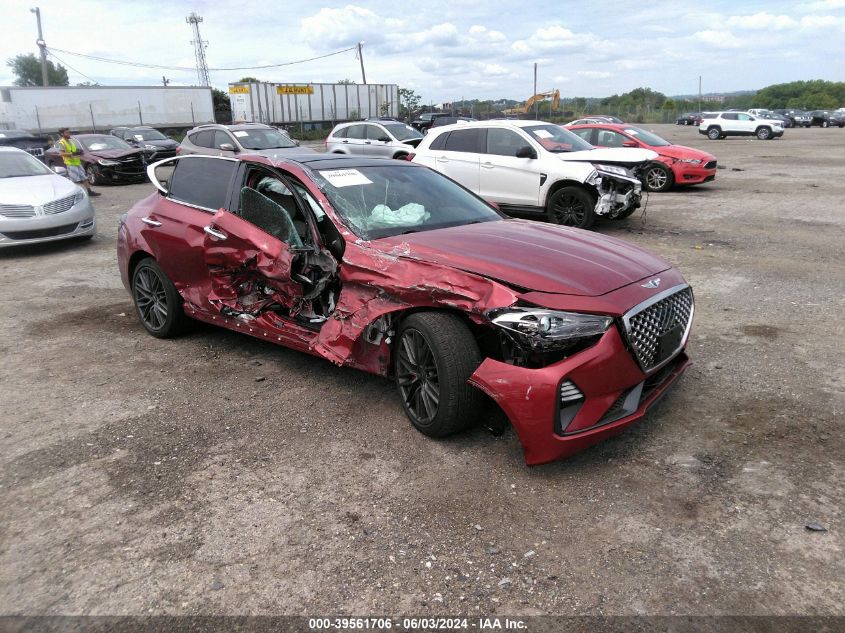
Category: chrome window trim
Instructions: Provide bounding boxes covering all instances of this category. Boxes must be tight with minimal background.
[621,283,694,374]
[147,154,239,199]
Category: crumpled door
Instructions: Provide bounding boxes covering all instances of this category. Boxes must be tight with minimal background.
[201,209,304,318]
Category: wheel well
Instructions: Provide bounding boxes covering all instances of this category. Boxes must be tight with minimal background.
[544,179,595,207]
[392,151,408,160]
[127,250,154,284]
[707,125,721,131]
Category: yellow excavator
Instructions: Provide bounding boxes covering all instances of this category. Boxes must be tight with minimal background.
[502,89,560,115]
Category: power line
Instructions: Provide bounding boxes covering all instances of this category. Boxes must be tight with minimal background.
[45,49,99,85]
[45,45,359,73]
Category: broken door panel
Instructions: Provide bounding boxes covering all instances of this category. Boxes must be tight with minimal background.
[202,209,303,317]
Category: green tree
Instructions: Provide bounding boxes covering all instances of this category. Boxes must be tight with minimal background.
[238,76,260,83]
[337,78,356,84]
[212,88,232,123]
[6,53,69,86]
[398,87,421,119]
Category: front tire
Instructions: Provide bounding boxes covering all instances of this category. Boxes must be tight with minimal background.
[131,258,191,338]
[756,127,771,140]
[547,186,596,229]
[707,127,721,140]
[86,164,100,186]
[643,163,674,192]
[822,120,829,128]
[394,312,484,437]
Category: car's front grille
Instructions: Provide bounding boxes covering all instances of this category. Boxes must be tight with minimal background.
[0,204,36,218]
[704,160,717,169]
[1,223,78,240]
[43,194,77,215]
[622,286,694,372]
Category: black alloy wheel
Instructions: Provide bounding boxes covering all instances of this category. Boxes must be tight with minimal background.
[547,186,596,229]
[393,312,483,437]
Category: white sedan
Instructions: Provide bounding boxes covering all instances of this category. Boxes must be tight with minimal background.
[0,147,95,247]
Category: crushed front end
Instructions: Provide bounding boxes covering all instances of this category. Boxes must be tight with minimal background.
[469,278,694,466]
[587,164,643,218]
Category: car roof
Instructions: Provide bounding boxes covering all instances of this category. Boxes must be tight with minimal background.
[243,153,419,171]
[0,146,29,153]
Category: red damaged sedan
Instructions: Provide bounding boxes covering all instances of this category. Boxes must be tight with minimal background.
[118,153,694,465]
[568,123,717,192]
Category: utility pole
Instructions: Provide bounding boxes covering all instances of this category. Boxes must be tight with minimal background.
[357,42,367,84]
[698,75,702,113]
[162,76,170,87]
[30,7,48,87]
[533,62,538,120]
[186,12,211,86]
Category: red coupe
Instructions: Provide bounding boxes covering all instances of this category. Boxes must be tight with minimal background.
[118,153,694,465]
[568,123,717,192]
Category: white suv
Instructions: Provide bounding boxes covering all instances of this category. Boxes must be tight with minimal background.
[410,120,657,229]
[326,120,423,160]
[698,112,784,140]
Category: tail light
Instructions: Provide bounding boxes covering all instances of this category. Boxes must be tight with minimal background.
[406,153,415,161]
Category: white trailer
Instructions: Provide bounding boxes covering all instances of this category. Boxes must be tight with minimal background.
[228,82,399,125]
[0,86,215,134]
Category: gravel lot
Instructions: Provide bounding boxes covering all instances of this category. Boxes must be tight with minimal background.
[1,124,843,618]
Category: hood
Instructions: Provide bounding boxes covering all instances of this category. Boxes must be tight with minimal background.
[88,148,143,159]
[0,173,79,205]
[558,147,658,165]
[377,219,671,296]
[652,144,715,161]
[138,139,178,149]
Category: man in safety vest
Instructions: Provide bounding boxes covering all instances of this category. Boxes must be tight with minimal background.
[57,128,100,197]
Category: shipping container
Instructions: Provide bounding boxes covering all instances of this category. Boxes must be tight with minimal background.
[228,82,399,125]
[0,86,215,134]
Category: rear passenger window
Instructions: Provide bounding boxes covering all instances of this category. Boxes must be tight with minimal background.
[169,157,237,211]
[333,127,348,139]
[346,125,366,140]
[722,113,738,120]
[190,130,215,148]
[428,131,448,150]
[443,129,481,153]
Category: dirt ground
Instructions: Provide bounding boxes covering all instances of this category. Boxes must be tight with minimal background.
[1,124,843,619]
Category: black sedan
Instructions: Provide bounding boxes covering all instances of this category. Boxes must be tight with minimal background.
[806,110,845,128]
[111,126,180,160]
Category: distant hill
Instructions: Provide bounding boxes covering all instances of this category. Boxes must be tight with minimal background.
[671,90,757,100]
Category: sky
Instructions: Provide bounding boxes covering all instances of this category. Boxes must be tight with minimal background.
[1,0,844,104]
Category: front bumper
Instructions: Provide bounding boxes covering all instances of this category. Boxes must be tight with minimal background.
[469,325,691,466]
[668,159,717,185]
[0,198,96,247]
[90,161,146,183]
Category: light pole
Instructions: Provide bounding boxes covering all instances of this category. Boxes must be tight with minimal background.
[30,7,49,86]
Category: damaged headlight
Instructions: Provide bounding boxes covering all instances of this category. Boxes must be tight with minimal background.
[97,159,120,166]
[592,163,630,177]
[487,307,613,351]
[675,158,702,165]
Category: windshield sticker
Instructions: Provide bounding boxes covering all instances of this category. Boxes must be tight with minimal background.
[321,169,373,187]
[624,129,640,136]
[0,133,5,138]
[533,129,553,138]
[233,131,249,137]
[134,134,144,141]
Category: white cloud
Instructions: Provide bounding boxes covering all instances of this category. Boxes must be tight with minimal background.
[692,30,745,48]
[577,71,612,79]
[479,63,509,76]
[469,25,487,35]
[800,14,843,27]
[299,6,401,47]
[615,59,657,71]
[799,0,845,11]
[726,13,798,30]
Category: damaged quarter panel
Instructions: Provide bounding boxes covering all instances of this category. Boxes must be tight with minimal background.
[119,153,694,466]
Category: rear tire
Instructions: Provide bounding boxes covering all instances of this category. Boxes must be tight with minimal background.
[131,258,191,338]
[822,120,829,128]
[394,312,484,437]
[547,186,596,229]
[707,127,721,140]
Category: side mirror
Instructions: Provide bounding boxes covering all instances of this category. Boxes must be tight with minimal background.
[486,200,500,211]
[622,140,638,147]
[515,145,537,159]
[52,165,67,176]
[378,136,391,142]
[293,139,301,146]
[219,143,235,151]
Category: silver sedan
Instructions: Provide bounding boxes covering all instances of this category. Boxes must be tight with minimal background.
[0,147,95,247]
